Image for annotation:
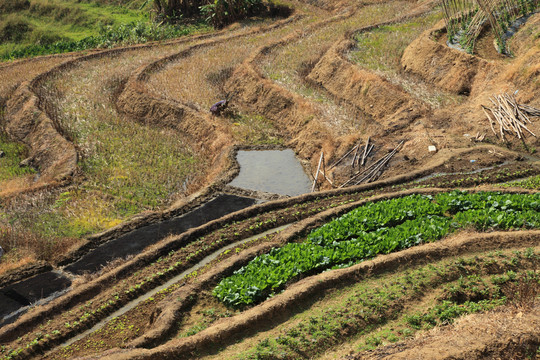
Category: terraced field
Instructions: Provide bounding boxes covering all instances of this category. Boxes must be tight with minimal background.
[1,0,540,358]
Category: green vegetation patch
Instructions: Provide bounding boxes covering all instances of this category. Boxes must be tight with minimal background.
[214,191,540,307]
[0,134,35,182]
[350,11,443,73]
[0,0,212,60]
[501,175,540,190]
[1,19,211,60]
[233,249,539,359]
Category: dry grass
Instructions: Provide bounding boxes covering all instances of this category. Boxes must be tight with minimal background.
[0,222,81,263]
[0,174,33,196]
[346,10,468,108]
[0,56,74,102]
[502,265,540,310]
[0,43,207,265]
[0,252,36,277]
[261,1,414,135]
[147,21,292,108]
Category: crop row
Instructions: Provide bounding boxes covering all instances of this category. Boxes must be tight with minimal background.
[0,193,362,359]
[235,248,539,359]
[213,191,540,306]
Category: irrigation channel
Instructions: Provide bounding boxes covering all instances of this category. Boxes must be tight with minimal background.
[0,150,312,327]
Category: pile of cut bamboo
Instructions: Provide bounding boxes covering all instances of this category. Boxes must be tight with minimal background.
[340,140,404,188]
[482,92,539,141]
[313,138,404,191]
[328,137,373,171]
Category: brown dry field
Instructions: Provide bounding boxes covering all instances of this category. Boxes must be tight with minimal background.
[1,0,540,358]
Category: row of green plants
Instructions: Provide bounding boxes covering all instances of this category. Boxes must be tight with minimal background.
[0,196,360,359]
[213,191,540,306]
[235,249,539,359]
[1,20,210,60]
[502,174,540,190]
[391,167,538,191]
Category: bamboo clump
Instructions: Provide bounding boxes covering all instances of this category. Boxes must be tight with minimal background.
[482,92,539,141]
[441,0,538,53]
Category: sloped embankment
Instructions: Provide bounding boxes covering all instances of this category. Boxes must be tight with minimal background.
[225,9,358,163]
[401,20,494,95]
[4,82,77,185]
[350,304,540,360]
[306,7,434,134]
[116,15,300,166]
[82,188,539,360]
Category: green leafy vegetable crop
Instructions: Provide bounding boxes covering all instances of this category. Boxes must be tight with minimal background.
[213,191,540,307]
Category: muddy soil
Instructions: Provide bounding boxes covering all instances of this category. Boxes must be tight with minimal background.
[0,271,71,326]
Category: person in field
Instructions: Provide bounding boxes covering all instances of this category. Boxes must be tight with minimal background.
[210,93,233,115]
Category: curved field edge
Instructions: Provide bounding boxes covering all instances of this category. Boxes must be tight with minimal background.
[224,7,359,162]
[0,18,248,202]
[0,165,466,347]
[114,15,303,176]
[1,4,540,358]
[1,13,301,273]
[0,177,529,358]
[306,8,434,132]
[400,20,492,95]
[225,0,435,168]
[121,190,538,342]
[36,171,540,358]
[40,188,540,357]
[59,143,536,267]
[206,246,540,360]
[95,228,540,359]
[212,191,540,307]
[343,292,539,359]
[0,145,528,337]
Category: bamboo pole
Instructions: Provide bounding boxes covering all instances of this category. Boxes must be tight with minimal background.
[360,136,370,166]
[482,92,539,141]
[340,141,403,188]
[311,151,324,192]
[351,141,361,167]
[328,143,359,170]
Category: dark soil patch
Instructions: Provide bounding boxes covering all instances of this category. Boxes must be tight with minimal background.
[64,194,257,275]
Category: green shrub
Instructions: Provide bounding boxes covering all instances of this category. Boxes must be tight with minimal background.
[0,0,30,13]
[0,15,32,42]
[199,0,263,27]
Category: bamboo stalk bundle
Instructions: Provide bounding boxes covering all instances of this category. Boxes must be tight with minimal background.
[482,92,539,141]
[339,141,404,188]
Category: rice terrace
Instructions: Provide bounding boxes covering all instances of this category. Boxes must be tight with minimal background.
[1,0,540,357]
